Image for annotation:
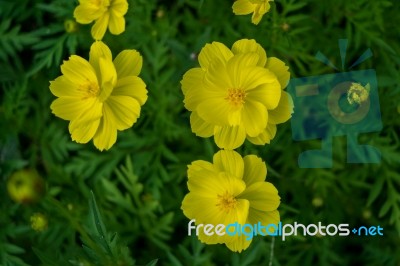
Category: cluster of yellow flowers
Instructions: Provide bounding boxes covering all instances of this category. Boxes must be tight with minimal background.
[180,38,293,252]
[180,1,288,252]
[50,0,147,151]
[47,0,290,254]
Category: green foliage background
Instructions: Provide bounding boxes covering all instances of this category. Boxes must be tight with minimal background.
[1,0,400,265]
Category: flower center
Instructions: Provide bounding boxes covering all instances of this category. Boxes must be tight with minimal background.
[216,192,237,212]
[81,82,100,99]
[225,89,246,107]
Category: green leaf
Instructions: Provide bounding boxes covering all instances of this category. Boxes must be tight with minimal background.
[366,178,385,206]
[145,259,159,266]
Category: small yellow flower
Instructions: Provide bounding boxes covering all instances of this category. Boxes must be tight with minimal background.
[50,41,148,151]
[232,0,273,25]
[31,213,48,232]
[181,150,280,252]
[7,169,45,204]
[181,39,293,150]
[347,82,370,105]
[74,0,128,40]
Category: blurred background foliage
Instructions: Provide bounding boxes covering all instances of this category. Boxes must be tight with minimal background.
[1,0,400,265]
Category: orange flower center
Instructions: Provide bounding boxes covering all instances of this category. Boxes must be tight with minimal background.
[226,89,246,107]
[216,192,237,212]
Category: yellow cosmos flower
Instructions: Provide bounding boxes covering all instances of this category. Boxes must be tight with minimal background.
[50,41,147,151]
[232,0,273,25]
[181,150,280,252]
[181,39,293,150]
[74,0,128,40]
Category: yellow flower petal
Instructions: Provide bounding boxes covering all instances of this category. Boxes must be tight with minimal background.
[93,104,117,151]
[182,68,225,111]
[69,98,103,127]
[238,182,280,211]
[225,233,252,253]
[242,155,267,186]
[240,66,277,91]
[51,97,90,121]
[242,100,267,137]
[198,42,233,69]
[69,118,100,144]
[251,1,270,25]
[187,160,216,178]
[187,168,218,194]
[214,125,246,150]
[248,208,280,236]
[181,67,204,95]
[89,41,113,80]
[231,39,267,67]
[61,55,97,85]
[268,91,293,124]
[108,13,125,35]
[105,95,141,130]
[49,76,82,98]
[91,12,109,40]
[182,195,226,244]
[247,123,277,145]
[266,57,290,89]
[98,81,113,103]
[74,4,104,24]
[213,150,244,179]
[113,76,148,105]
[204,59,234,90]
[232,0,255,15]
[110,0,128,16]
[98,56,117,89]
[227,53,260,88]
[197,98,232,126]
[246,80,281,110]
[113,50,143,78]
[190,111,214,138]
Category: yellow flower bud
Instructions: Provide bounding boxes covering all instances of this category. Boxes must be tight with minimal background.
[156,9,165,18]
[362,209,372,220]
[30,213,48,232]
[281,23,290,32]
[64,19,78,33]
[7,169,45,204]
[312,197,323,207]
